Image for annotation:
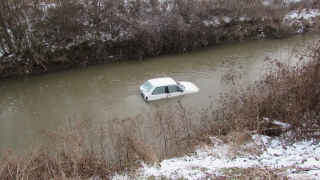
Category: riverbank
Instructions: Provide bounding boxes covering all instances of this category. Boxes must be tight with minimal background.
[1,0,319,78]
[1,35,319,179]
[117,132,320,179]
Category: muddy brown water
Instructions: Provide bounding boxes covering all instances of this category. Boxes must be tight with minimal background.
[1,34,319,152]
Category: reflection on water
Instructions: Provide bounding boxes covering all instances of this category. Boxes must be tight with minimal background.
[0,34,319,152]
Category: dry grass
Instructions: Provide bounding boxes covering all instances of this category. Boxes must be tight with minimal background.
[0,103,202,179]
[215,167,288,179]
[203,40,320,143]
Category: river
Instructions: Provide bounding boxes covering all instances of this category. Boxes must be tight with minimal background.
[0,34,319,152]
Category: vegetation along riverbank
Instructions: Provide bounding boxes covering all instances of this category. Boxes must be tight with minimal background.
[1,36,319,179]
[0,0,320,78]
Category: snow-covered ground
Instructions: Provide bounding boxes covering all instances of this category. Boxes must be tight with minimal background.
[113,128,320,179]
[286,9,320,20]
[284,8,320,33]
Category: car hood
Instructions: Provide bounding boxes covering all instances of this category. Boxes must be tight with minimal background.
[178,81,199,94]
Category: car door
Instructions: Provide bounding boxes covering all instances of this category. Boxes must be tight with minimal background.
[167,85,183,98]
[150,86,168,100]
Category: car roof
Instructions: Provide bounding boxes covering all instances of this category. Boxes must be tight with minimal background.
[148,77,177,87]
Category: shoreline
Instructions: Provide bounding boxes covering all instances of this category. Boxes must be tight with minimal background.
[1,0,319,78]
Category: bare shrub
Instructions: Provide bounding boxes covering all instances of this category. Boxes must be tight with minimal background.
[1,0,318,77]
[257,43,320,140]
[203,40,320,142]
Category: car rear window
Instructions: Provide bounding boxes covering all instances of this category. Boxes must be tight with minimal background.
[142,81,153,92]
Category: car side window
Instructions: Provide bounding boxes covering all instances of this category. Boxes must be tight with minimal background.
[152,86,166,95]
[168,85,179,93]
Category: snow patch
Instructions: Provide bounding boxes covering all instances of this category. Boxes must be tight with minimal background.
[113,135,320,179]
[285,9,320,20]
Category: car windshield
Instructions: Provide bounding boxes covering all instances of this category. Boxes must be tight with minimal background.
[142,81,153,93]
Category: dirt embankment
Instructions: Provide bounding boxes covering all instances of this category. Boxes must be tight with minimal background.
[1,0,320,78]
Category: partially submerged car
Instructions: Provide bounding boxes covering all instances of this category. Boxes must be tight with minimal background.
[139,77,199,101]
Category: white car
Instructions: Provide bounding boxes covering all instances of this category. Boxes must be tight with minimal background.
[140,77,199,101]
